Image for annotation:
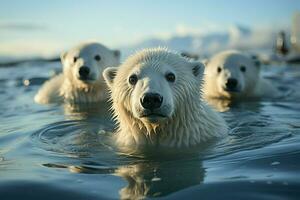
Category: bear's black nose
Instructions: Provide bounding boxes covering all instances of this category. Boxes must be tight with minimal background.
[79,66,90,78]
[140,93,163,110]
[226,78,238,90]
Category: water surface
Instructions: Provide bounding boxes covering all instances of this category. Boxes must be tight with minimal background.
[0,61,300,199]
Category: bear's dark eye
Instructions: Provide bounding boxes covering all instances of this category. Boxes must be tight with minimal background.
[73,57,79,63]
[94,54,101,61]
[165,72,176,82]
[240,65,246,72]
[217,67,222,73]
[128,74,138,85]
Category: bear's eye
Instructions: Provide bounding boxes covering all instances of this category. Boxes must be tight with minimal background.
[73,57,79,63]
[240,65,246,72]
[165,72,176,83]
[217,67,222,73]
[94,55,101,61]
[128,74,138,85]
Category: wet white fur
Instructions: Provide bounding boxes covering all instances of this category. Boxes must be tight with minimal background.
[103,48,227,148]
[34,42,120,104]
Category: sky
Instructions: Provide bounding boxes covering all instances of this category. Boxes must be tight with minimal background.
[0,0,299,57]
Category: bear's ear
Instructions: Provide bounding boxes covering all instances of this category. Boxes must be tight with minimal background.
[60,52,67,63]
[103,67,118,88]
[113,50,121,59]
[201,59,209,67]
[190,61,205,78]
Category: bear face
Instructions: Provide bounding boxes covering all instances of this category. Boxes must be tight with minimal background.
[34,42,121,104]
[104,48,203,126]
[103,48,227,148]
[125,62,176,124]
[204,50,260,99]
[61,42,120,89]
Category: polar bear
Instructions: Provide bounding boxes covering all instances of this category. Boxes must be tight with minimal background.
[34,42,120,104]
[203,50,278,100]
[103,48,227,148]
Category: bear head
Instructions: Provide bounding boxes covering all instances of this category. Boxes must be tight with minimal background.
[204,50,261,99]
[103,48,204,133]
[61,42,120,88]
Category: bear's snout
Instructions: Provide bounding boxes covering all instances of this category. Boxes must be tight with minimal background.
[79,66,90,79]
[225,78,238,91]
[140,93,163,110]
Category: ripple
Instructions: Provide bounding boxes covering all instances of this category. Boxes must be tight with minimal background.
[42,163,116,174]
[31,120,114,158]
[204,111,295,160]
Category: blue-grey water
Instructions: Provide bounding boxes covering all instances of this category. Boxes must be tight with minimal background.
[0,60,300,199]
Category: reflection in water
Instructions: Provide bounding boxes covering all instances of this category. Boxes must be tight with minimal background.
[43,151,205,199]
[42,163,116,174]
[205,98,232,112]
[205,97,266,112]
[115,158,204,199]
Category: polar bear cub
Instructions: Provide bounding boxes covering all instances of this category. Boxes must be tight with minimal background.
[203,50,278,100]
[34,42,120,104]
[103,48,227,148]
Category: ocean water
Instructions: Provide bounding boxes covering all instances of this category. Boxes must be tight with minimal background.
[0,60,300,200]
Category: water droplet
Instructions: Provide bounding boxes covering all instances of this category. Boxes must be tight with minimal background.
[23,79,30,86]
[151,177,161,182]
[271,161,280,166]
